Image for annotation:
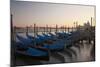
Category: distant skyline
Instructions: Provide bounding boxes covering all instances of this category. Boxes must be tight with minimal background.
[11,1,95,27]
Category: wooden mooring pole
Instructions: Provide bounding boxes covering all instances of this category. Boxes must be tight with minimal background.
[68,27,69,33]
[46,25,48,33]
[56,24,58,33]
[65,26,67,32]
[44,26,46,34]
[34,24,36,37]
[50,27,51,33]
[26,26,28,36]
[11,14,16,67]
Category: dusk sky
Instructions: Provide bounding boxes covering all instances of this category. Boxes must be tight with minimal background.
[11,1,95,27]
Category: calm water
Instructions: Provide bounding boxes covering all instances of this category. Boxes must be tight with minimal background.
[15,28,76,37]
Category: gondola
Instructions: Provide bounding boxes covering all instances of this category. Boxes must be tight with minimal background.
[15,34,49,60]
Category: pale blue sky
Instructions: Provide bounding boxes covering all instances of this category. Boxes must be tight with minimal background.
[11,1,95,27]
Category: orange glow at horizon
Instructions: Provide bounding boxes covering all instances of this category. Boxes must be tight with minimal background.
[11,1,95,27]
